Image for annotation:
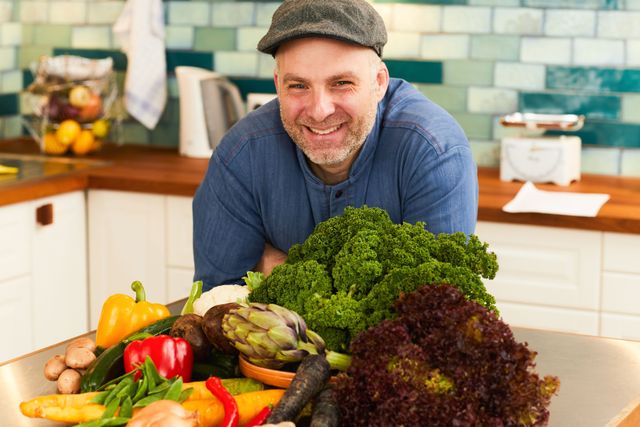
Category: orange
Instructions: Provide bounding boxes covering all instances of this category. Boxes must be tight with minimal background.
[43,132,68,155]
[55,119,81,145]
[71,130,95,155]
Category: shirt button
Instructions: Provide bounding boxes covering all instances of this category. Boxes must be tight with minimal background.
[335,190,343,199]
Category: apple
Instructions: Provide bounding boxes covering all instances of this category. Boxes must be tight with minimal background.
[68,85,92,108]
[78,93,103,122]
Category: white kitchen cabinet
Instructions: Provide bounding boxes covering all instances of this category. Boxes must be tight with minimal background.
[600,232,640,340]
[0,191,88,362]
[88,191,194,329]
[167,195,195,303]
[88,190,166,329]
[475,221,602,334]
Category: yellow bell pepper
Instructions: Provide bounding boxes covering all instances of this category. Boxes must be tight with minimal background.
[95,280,170,348]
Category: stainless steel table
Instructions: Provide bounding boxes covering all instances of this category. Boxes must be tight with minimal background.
[3,323,640,426]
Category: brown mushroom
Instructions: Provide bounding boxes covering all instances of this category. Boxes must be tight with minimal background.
[43,354,67,381]
[56,368,81,394]
[66,337,96,353]
[65,346,96,369]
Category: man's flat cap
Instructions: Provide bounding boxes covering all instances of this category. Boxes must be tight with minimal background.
[257,0,387,57]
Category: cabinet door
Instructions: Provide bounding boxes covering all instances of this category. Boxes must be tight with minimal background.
[167,267,195,304]
[32,191,89,348]
[0,275,32,363]
[88,190,166,329]
[166,196,194,270]
[167,196,194,302]
[475,222,602,310]
[0,201,30,282]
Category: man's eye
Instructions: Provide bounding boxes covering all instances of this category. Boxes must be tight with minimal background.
[335,81,353,87]
[288,83,305,89]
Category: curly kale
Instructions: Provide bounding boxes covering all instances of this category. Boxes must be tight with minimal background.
[249,206,499,351]
[334,284,560,427]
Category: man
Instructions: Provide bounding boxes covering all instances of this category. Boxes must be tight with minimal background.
[193,0,478,290]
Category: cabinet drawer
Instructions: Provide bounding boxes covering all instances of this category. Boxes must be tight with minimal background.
[476,222,602,310]
[0,202,31,282]
[602,272,640,316]
[603,232,640,274]
[496,301,599,336]
[600,313,640,341]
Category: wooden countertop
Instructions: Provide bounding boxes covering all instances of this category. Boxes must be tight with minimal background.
[2,139,640,234]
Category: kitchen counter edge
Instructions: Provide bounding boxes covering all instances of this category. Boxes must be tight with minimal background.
[2,139,640,234]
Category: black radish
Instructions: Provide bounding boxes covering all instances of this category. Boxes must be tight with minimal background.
[267,354,331,423]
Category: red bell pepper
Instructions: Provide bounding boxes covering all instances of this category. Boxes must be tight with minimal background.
[124,335,193,382]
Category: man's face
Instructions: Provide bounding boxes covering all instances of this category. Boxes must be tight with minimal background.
[274,38,389,176]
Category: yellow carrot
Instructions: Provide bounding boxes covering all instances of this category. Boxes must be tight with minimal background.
[19,392,102,421]
[19,379,264,424]
[183,389,286,427]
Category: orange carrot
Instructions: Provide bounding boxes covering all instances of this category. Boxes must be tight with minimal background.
[183,389,286,427]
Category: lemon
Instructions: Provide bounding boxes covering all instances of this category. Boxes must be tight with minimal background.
[72,130,95,156]
[43,132,69,155]
[92,119,110,138]
[56,119,81,145]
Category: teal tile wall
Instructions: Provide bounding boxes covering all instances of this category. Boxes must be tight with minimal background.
[0,94,18,116]
[4,0,640,177]
[547,67,640,93]
[520,92,621,120]
[547,121,640,148]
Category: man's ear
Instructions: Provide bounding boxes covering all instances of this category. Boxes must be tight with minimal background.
[273,70,280,95]
[375,61,390,101]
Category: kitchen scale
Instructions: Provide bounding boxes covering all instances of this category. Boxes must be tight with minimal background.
[499,113,585,186]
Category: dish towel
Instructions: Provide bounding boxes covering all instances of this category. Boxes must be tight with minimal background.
[503,181,610,217]
[113,0,167,129]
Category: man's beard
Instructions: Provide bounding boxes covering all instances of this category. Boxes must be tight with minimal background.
[281,101,378,167]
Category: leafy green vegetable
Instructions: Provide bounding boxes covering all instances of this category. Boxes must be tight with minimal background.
[249,206,498,351]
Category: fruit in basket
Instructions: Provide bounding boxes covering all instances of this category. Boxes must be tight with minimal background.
[68,85,91,108]
[43,132,69,155]
[46,96,63,121]
[56,119,81,145]
[71,129,95,155]
[91,118,110,138]
[78,93,103,121]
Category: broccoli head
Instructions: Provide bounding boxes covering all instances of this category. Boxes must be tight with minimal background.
[249,205,499,351]
[334,284,559,427]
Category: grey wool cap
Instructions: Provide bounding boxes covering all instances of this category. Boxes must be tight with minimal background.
[257,0,388,57]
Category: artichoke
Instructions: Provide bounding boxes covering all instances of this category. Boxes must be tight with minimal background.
[222,302,352,371]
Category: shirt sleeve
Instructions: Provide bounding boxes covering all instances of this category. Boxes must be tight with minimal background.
[402,144,478,236]
[192,145,265,290]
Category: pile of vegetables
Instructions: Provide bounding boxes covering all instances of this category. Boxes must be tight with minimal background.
[250,205,499,351]
[334,283,560,427]
[20,205,563,427]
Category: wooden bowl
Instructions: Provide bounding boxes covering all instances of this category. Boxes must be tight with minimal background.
[238,356,338,388]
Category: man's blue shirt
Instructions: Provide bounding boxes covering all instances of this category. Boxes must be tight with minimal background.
[193,78,478,290]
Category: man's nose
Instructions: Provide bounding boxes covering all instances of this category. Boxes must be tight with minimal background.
[307,88,335,122]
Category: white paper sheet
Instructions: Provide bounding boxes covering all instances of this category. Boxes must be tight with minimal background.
[502,181,610,217]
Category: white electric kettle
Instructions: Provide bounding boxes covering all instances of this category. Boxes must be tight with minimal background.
[175,66,245,158]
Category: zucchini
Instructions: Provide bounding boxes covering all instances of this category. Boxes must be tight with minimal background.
[80,315,179,392]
